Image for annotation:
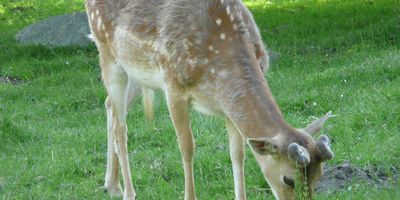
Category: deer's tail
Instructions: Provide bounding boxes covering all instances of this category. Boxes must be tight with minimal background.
[142,87,154,121]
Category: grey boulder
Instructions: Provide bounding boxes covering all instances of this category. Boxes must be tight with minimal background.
[16,12,91,47]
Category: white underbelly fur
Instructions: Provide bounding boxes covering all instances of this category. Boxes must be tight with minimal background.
[122,64,166,90]
[114,27,166,90]
[121,62,223,116]
[191,101,219,115]
[114,28,221,116]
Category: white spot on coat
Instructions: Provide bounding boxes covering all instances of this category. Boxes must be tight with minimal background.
[97,17,102,31]
[220,33,226,40]
[219,70,229,79]
[105,32,109,41]
[216,18,222,26]
[230,15,235,22]
[200,58,209,65]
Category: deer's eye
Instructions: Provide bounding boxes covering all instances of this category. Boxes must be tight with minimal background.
[283,176,295,187]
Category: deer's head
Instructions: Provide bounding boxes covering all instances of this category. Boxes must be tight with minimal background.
[248,112,334,200]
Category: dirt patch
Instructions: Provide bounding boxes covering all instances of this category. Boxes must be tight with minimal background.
[0,76,23,85]
[316,161,398,193]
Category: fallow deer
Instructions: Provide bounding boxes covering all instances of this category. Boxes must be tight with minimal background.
[85,0,334,199]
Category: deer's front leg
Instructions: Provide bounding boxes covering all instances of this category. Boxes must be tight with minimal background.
[226,119,246,200]
[166,89,196,200]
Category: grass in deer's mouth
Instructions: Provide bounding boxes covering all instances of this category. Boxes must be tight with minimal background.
[1,0,399,199]
[293,165,309,200]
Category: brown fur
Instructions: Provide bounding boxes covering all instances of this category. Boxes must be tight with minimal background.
[85,1,333,200]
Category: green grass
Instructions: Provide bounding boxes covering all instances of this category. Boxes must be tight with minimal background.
[1,0,399,199]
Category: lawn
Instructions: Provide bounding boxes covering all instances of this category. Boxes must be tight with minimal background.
[0,0,399,199]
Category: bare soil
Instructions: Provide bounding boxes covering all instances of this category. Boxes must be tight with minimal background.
[0,76,23,85]
[316,161,398,193]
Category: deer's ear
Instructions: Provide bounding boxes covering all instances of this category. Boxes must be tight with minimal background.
[247,137,279,155]
[303,111,332,136]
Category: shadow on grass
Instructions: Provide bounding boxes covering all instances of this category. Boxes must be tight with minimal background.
[0,117,34,145]
[246,0,400,53]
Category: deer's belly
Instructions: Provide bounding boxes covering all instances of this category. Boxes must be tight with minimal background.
[123,65,166,90]
[190,91,223,116]
[191,100,220,116]
[114,28,166,89]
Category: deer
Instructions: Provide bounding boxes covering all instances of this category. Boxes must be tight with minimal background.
[85,0,334,200]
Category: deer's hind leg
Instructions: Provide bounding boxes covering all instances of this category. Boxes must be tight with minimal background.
[104,96,122,197]
[104,80,140,197]
[101,55,138,199]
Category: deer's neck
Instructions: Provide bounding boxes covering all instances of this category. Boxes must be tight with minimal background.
[223,85,289,139]
[215,53,291,139]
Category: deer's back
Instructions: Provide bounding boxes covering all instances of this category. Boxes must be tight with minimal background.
[86,0,267,111]
[87,0,223,86]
